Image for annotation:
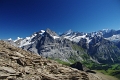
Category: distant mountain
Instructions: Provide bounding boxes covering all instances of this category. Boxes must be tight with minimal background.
[5,28,120,64]
[61,29,120,63]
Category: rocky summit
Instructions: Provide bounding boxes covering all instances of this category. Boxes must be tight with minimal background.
[0,40,109,80]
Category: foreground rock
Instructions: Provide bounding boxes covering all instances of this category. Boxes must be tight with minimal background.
[0,40,107,80]
[70,62,96,74]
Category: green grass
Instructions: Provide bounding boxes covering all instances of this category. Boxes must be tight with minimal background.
[48,58,71,66]
[72,44,85,52]
[110,70,120,79]
[97,70,120,79]
[54,59,71,66]
[81,54,90,60]
[68,58,76,63]
[111,64,120,70]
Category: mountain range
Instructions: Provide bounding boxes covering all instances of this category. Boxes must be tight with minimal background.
[5,28,120,64]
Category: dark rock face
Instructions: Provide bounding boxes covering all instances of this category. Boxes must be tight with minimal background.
[70,62,84,71]
[46,28,59,37]
[116,41,120,49]
[78,38,89,49]
[21,29,85,62]
[88,36,120,63]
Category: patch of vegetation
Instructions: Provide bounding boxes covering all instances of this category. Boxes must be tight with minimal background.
[81,54,90,61]
[111,64,120,70]
[118,57,120,61]
[54,59,71,66]
[81,60,102,69]
[69,53,78,61]
[110,70,120,79]
[91,63,120,79]
[72,44,85,52]
[97,70,120,79]
[48,58,71,66]
[68,58,76,63]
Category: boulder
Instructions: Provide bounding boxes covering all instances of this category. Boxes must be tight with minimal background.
[70,62,84,71]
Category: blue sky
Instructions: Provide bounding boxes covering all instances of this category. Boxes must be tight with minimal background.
[0,0,120,39]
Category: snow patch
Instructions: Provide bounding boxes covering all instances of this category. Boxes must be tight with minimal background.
[86,37,91,43]
[8,38,12,41]
[39,30,45,35]
[41,30,45,33]
[64,29,73,35]
[52,36,60,39]
[19,34,37,47]
[64,35,86,42]
[105,34,120,42]
[14,37,23,42]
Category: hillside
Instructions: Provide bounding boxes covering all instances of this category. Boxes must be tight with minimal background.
[0,40,111,80]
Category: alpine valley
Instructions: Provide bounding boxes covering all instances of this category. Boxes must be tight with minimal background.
[4,28,120,79]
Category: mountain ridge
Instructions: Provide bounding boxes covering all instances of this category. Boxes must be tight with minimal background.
[5,28,120,64]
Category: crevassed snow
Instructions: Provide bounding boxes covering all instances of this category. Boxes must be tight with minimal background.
[19,33,37,47]
[105,34,120,42]
[73,35,86,42]
[64,35,86,42]
[64,34,92,43]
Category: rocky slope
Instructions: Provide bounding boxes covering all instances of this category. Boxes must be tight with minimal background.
[78,36,120,63]
[0,40,108,80]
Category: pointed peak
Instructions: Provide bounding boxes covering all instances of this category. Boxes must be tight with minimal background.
[63,29,73,35]
[66,29,73,33]
[46,28,52,33]
[44,28,59,38]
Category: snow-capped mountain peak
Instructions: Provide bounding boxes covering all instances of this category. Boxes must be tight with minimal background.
[8,28,120,48]
[45,28,60,39]
[65,29,73,35]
